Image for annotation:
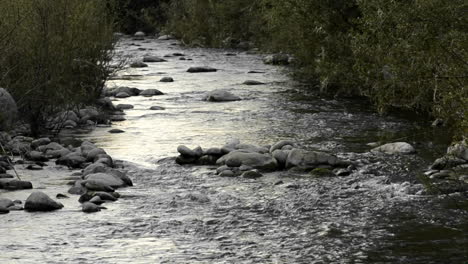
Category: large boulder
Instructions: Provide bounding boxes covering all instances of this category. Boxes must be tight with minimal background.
[24,192,64,211]
[371,142,416,155]
[0,88,18,129]
[203,90,241,102]
[217,151,278,171]
[285,149,340,170]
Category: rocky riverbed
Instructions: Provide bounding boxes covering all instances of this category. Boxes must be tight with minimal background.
[1,34,467,263]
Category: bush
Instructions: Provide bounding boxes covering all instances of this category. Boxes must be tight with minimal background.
[0,0,116,135]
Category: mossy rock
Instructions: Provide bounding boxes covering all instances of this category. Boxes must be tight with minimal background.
[309,168,334,178]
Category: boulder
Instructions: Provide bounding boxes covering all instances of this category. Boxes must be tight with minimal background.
[203,90,241,102]
[263,54,290,65]
[272,149,288,168]
[160,77,174,82]
[0,179,33,190]
[143,56,167,63]
[218,151,278,171]
[78,108,100,121]
[89,196,105,205]
[68,185,87,195]
[139,89,164,97]
[45,148,71,159]
[285,149,339,170]
[134,31,145,38]
[130,61,148,68]
[116,104,134,110]
[0,198,14,208]
[93,191,118,201]
[241,170,263,179]
[86,148,106,162]
[56,153,86,169]
[0,206,9,214]
[0,88,18,129]
[177,145,203,158]
[82,180,115,192]
[371,142,416,155]
[270,140,295,153]
[31,138,51,149]
[37,142,63,152]
[83,162,108,176]
[187,66,217,73]
[63,120,77,128]
[108,129,125,134]
[6,137,32,155]
[82,202,101,213]
[94,154,114,167]
[26,151,49,162]
[105,86,141,97]
[84,173,126,188]
[24,192,64,211]
[175,155,198,165]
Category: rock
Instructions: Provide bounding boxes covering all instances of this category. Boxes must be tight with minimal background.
[38,142,63,152]
[94,154,114,167]
[0,174,14,179]
[130,61,148,68]
[89,196,104,205]
[0,88,18,129]
[97,97,116,111]
[26,164,43,170]
[86,148,106,162]
[285,149,339,170]
[143,56,167,63]
[447,140,468,161]
[0,198,14,208]
[83,162,108,176]
[175,155,198,165]
[187,66,217,73]
[56,153,86,168]
[134,31,145,38]
[84,173,126,188]
[45,148,71,159]
[270,140,295,153]
[24,192,64,211]
[219,170,235,177]
[177,145,203,158]
[197,155,218,165]
[56,193,69,199]
[26,151,49,162]
[8,205,23,211]
[203,90,241,102]
[31,138,51,149]
[139,89,164,97]
[241,170,263,179]
[82,202,101,213]
[82,180,115,192]
[272,149,288,168]
[93,191,118,201]
[371,142,416,155]
[107,169,133,187]
[0,179,33,190]
[63,120,77,129]
[68,185,87,195]
[149,106,165,110]
[0,206,9,214]
[81,141,97,156]
[431,157,466,170]
[243,80,265,85]
[204,148,223,156]
[79,107,100,121]
[105,86,141,97]
[115,92,130,98]
[160,77,174,82]
[110,115,126,122]
[334,168,351,176]
[218,151,278,171]
[116,104,134,110]
[158,35,174,40]
[6,137,32,155]
[108,129,125,134]
[248,70,265,74]
[263,54,290,65]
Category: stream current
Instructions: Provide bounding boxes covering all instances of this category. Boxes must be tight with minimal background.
[1,37,467,264]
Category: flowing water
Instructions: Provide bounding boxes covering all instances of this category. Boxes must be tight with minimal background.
[1,38,467,263]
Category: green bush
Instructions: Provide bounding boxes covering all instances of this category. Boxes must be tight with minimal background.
[0,0,116,135]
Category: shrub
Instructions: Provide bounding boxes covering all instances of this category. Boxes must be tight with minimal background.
[0,0,116,135]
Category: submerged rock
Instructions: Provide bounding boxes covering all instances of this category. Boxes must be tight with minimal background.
[143,56,167,63]
[25,192,64,211]
[203,90,241,102]
[160,77,174,82]
[243,80,265,85]
[130,61,148,68]
[187,66,217,73]
[149,106,165,110]
[139,89,164,97]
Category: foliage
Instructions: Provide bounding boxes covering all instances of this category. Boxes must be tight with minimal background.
[113,0,170,34]
[0,0,116,135]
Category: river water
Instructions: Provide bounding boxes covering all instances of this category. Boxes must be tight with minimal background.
[1,38,467,263]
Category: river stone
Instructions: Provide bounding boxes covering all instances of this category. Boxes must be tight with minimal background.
[175,155,198,165]
[89,196,104,205]
[272,149,288,167]
[94,154,114,167]
[26,151,49,162]
[56,153,86,168]
[241,170,263,179]
[8,205,23,211]
[203,90,241,102]
[63,120,77,129]
[116,104,134,110]
[447,140,468,161]
[25,192,64,211]
[160,77,174,82]
[219,151,278,171]
[79,107,100,120]
[149,106,165,110]
[371,142,416,155]
[107,169,133,187]
[31,138,51,149]
[105,86,141,97]
[93,191,118,201]
[263,54,290,65]
[6,137,32,155]
[0,206,9,214]
[38,142,63,152]
[197,155,218,165]
[140,89,164,97]
[130,61,148,68]
[243,80,265,85]
[0,198,14,208]
[204,147,223,156]
[0,174,14,179]
[45,148,71,159]
[81,141,97,155]
[270,140,295,153]
[115,92,130,98]
[68,185,87,195]
[177,145,203,158]
[158,35,174,40]
[0,88,18,130]
[86,148,106,162]
[82,180,115,192]
[219,170,235,177]
[84,173,126,188]
[134,31,145,38]
[143,56,167,63]
[187,66,217,73]
[83,162,108,176]
[0,179,33,190]
[82,202,101,213]
[285,149,339,170]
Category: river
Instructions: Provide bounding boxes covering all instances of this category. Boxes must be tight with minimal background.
[1,37,466,263]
